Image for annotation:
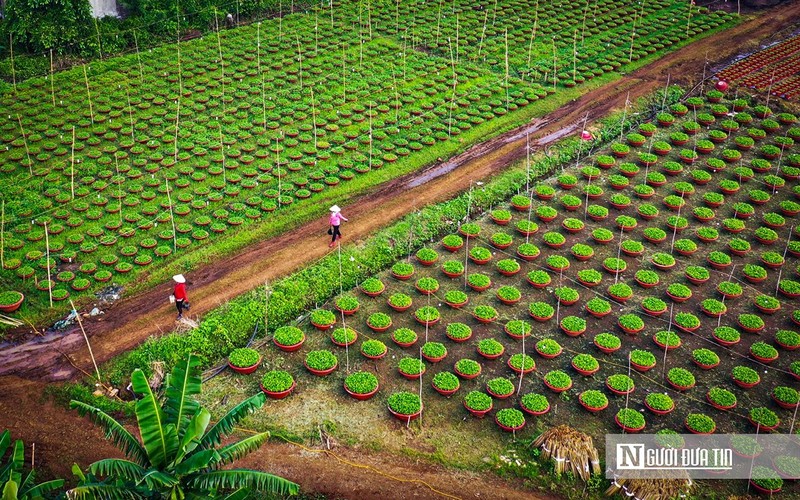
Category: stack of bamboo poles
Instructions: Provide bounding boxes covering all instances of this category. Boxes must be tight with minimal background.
[532,425,601,482]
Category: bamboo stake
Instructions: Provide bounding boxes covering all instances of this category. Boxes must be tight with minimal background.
[264,280,270,338]
[661,304,674,379]
[94,17,103,59]
[572,29,577,82]
[552,36,558,91]
[218,124,227,187]
[342,47,347,102]
[17,115,33,176]
[366,0,373,39]
[686,1,693,36]
[44,222,53,308]
[126,85,135,142]
[526,0,539,75]
[70,127,76,199]
[614,225,624,284]
[214,8,226,114]
[1,200,4,269]
[70,299,103,385]
[477,10,488,61]
[391,64,399,123]
[174,97,180,164]
[9,34,16,93]
[435,0,443,45]
[455,13,459,64]
[296,34,303,90]
[504,28,510,110]
[311,87,317,149]
[660,74,671,114]
[49,49,56,107]
[133,30,144,83]
[115,156,123,227]
[336,244,349,372]
[166,179,177,253]
[82,64,94,125]
[368,101,373,168]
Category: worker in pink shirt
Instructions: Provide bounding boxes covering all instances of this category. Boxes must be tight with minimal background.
[328,205,348,247]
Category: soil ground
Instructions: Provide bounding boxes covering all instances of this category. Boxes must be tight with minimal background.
[1,4,800,498]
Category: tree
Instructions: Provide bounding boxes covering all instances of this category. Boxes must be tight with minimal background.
[3,0,97,55]
[69,355,298,499]
[0,430,65,499]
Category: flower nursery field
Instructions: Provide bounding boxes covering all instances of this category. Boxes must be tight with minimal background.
[199,89,800,494]
[0,0,734,327]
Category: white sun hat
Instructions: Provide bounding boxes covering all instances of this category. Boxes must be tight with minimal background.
[173,274,186,283]
[329,205,341,213]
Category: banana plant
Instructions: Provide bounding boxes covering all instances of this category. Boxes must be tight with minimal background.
[69,355,298,499]
[0,430,65,499]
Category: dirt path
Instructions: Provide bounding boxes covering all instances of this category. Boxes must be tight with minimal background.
[6,2,800,382]
[2,5,800,498]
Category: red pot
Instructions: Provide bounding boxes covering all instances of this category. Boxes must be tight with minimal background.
[594,342,620,355]
[571,360,599,376]
[260,381,296,400]
[432,383,460,397]
[630,361,655,373]
[645,400,674,416]
[543,378,572,393]
[579,398,607,414]
[463,400,492,418]
[397,362,426,379]
[389,406,423,423]
[345,383,379,401]
[454,364,481,380]
[733,377,760,389]
[311,320,335,331]
[274,337,305,352]
[487,386,514,400]
[685,419,716,435]
[521,400,551,416]
[304,360,338,376]
[478,348,505,360]
[228,356,262,375]
[0,293,24,313]
[334,304,359,316]
[614,415,645,433]
[495,417,526,432]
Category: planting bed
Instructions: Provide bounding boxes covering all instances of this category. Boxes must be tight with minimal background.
[718,33,800,101]
[0,0,732,323]
[200,88,799,493]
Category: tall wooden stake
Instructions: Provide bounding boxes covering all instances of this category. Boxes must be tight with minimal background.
[1,200,4,269]
[70,127,76,199]
[166,179,177,253]
[82,65,94,125]
[70,298,103,384]
[49,49,56,106]
[44,222,53,308]
[9,34,16,93]
[17,115,33,175]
